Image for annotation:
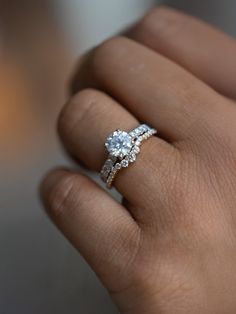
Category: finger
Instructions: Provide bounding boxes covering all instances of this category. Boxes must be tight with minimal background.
[40,168,140,293]
[128,6,236,99]
[58,89,177,213]
[70,36,221,142]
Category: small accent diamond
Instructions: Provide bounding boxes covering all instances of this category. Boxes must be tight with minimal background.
[133,146,140,154]
[129,154,136,162]
[121,159,129,168]
[115,163,121,170]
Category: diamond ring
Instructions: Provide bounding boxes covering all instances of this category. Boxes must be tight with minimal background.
[100,124,157,188]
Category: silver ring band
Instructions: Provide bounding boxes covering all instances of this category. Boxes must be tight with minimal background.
[100,124,157,188]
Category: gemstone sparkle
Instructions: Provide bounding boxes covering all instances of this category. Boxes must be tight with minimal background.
[105,130,133,158]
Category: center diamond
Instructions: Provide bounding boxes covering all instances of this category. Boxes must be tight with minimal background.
[105,130,133,158]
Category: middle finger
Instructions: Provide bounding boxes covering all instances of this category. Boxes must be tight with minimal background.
[72,36,222,142]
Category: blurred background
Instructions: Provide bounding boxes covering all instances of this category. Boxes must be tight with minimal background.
[1,0,236,313]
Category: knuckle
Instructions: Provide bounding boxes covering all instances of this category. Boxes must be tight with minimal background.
[47,173,80,219]
[95,36,128,59]
[92,36,129,74]
[58,88,102,139]
[139,5,188,40]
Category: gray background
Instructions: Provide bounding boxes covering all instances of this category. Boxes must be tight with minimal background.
[1,1,236,313]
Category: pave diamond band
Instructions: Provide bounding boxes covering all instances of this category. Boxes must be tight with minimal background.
[100,124,157,188]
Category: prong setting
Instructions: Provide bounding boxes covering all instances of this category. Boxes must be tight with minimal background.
[101,124,157,188]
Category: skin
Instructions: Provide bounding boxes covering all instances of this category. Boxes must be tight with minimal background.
[41,6,236,314]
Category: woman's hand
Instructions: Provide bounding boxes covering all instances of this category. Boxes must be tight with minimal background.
[41,6,236,314]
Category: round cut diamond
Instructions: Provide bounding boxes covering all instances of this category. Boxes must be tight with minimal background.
[115,163,121,170]
[133,146,140,154]
[129,154,136,163]
[121,159,129,167]
[105,130,133,158]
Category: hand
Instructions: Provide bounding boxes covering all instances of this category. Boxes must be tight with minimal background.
[41,6,236,314]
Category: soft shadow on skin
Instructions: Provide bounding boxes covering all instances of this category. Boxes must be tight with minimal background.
[69,18,147,96]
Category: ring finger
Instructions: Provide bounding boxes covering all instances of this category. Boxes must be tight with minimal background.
[58,88,177,213]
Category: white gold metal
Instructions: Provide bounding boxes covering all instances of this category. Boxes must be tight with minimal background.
[100,124,157,188]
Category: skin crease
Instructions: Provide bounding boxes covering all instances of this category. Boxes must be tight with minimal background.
[41,6,236,314]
